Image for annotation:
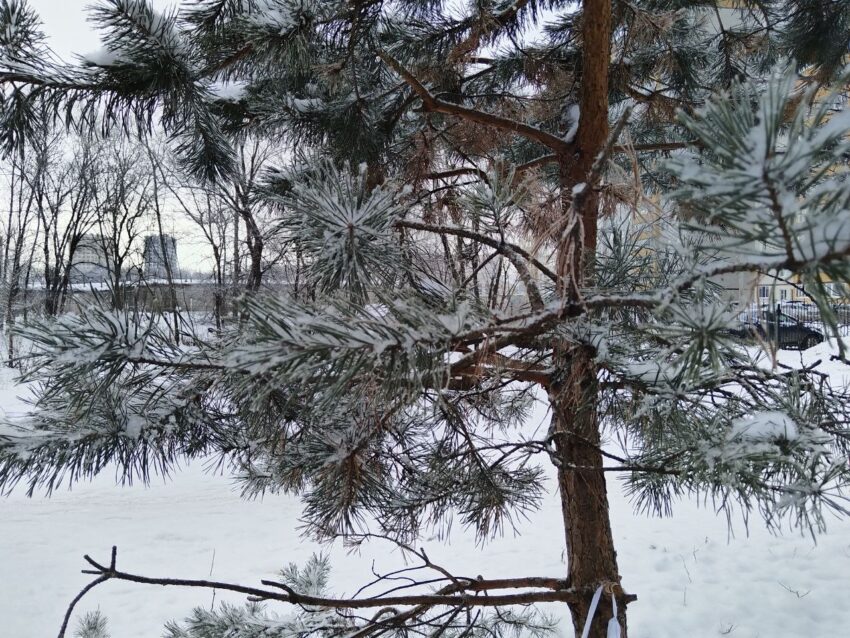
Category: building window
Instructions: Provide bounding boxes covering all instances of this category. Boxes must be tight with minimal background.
[758,285,769,299]
[780,289,788,300]
[824,282,844,298]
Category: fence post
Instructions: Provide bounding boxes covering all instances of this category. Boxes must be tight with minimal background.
[775,302,781,345]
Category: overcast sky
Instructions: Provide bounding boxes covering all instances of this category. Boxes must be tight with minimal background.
[29,0,175,59]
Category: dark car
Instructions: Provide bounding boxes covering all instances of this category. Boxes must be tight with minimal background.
[730,311,824,350]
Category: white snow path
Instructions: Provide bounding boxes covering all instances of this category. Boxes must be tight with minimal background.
[2,355,850,637]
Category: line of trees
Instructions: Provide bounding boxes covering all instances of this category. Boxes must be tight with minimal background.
[0,122,298,353]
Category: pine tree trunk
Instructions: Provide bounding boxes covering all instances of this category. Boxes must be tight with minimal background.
[550,348,626,637]
[550,2,627,635]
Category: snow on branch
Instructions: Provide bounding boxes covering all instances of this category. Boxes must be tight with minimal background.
[277,161,407,300]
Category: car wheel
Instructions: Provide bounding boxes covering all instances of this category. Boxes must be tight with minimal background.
[802,335,820,350]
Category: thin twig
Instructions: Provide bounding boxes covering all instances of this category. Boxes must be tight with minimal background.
[58,546,117,638]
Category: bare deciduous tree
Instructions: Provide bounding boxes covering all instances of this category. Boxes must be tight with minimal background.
[26,132,99,317]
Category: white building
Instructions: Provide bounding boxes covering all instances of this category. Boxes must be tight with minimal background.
[70,234,109,284]
[143,234,179,280]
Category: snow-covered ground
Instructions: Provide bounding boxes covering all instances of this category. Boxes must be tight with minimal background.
[2,343,850,637]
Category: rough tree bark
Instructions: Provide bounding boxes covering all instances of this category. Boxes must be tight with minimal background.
[550,1,627,636]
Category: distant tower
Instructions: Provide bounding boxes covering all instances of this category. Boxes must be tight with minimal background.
[70,234,109,283]
[143,234,179,280]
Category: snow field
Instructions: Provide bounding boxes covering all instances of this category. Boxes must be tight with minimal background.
[2,345,850,637]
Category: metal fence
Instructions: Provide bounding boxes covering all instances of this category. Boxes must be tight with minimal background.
[736,302,850,345]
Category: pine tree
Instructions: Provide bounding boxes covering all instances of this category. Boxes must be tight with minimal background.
[2,1,850,637]
[74,610,110,638]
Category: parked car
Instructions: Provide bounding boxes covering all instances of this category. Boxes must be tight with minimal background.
[730,311,824,349]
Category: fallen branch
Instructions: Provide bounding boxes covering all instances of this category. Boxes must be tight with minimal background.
[59,546,638,637]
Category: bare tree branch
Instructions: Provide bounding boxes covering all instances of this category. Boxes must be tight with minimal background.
[61,546,638,632]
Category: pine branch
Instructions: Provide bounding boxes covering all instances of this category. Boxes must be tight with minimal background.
[395,219,557,282]
[405,223,544,309]
[423,141,696,181]
[379,51,572,154]
[64,546,638,625]
[447,0,533,63]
